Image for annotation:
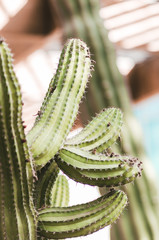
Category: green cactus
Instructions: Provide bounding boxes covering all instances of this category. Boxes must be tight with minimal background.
[51,0,159,239]
[0,37,141,240]
[38,189,127,239]
[47,174,69,208]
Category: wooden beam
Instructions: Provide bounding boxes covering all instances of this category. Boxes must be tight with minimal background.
[1,28,62,63]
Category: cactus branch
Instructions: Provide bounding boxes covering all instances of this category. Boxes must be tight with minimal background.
[65,107,123,152]
[46,174,69,207]
[34,160,59,209]
[27,39,91,168]
[38,190,127,239]
[57,146,142,187]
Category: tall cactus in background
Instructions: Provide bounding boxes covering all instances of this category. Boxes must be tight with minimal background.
[51,0,159,239]
[0,37,142,239]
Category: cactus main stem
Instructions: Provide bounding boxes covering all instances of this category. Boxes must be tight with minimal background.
[0,40,37,239]
[52,0,159,239]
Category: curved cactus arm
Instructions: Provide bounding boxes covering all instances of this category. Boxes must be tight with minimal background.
[65,107,123,152]
[27,39,91,168]
[38,174,69,240]
[56,146,142,187]
[34,160,59,209]
[38,190,127,239]
[45,174,69,207]
[0,39,36,239]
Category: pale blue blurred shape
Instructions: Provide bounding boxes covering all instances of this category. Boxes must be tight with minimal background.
[133,93,159,172]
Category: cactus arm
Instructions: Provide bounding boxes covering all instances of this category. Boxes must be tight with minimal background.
[0,40,36,239]
[34,160,59,209]
[56,146,142,187]
[36,174,69,240]
[33,47,67,124]
[38,190,127,239]
[45,174,69,207]
[65,107,123,152]
[27,39,91,167]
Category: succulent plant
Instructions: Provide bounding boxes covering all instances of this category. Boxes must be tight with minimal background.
[51,0,159,239]
[0,37,142,240]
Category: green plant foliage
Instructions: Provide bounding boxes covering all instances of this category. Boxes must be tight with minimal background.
[0,37,142,240]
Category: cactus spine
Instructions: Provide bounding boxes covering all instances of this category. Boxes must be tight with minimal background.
[0,37,142,239]
[52,0,159,239]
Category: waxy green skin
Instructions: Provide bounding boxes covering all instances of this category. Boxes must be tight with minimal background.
[27,39,91,167]
[0,38,141,240]
[52,0,159,239]
[38,190,127,239]
[0,39,36,240]
[58,146,141,187]
[65,107,123,152]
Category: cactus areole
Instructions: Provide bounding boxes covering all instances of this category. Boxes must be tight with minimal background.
[0,38,142,239]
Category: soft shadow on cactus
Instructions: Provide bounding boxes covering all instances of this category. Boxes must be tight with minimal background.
[0,38,142,240]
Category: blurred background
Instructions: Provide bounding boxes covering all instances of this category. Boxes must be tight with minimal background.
[0,0,159,239]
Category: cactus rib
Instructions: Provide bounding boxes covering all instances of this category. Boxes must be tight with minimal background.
[27,39,91,167]
[38,190,127,239]
[0,40,36,239]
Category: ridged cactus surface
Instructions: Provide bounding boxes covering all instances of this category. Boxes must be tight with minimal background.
[34,160,59,209]
[27,39,91,167]
[0,39,36,240]
[47,174,69,207]
[38,190,127,239]
[51,0,159,239]
[58,146,141,187]
[0,37,142,240]
[65,107,123,152]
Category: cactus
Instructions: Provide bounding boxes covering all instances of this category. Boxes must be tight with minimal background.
[65,107,123,151]
[38,190,127,239]
[51,0,159,239]
[47,174,69,207]
[0,37,141,240]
